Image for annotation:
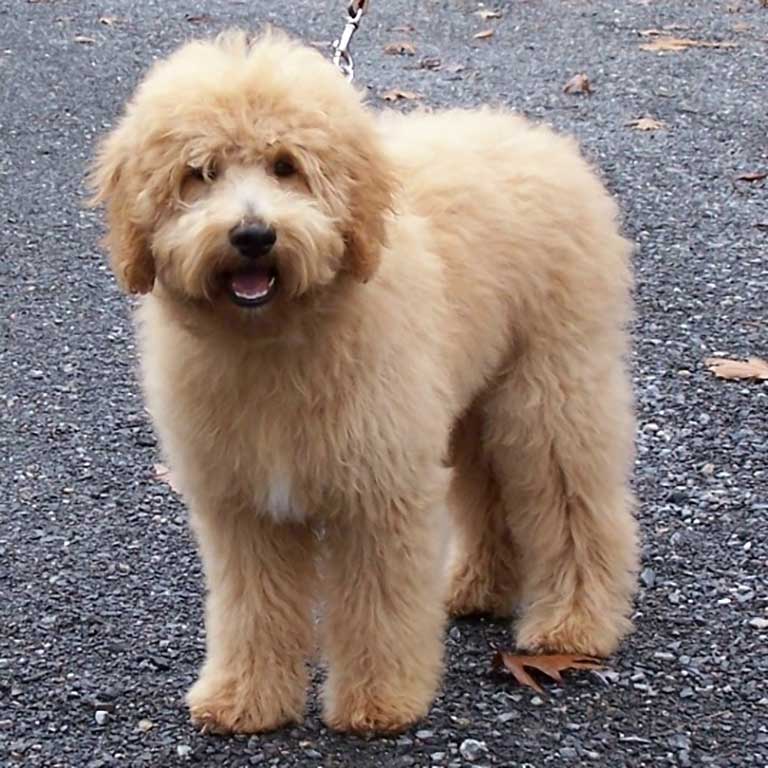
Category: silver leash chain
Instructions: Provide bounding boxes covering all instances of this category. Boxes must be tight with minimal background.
[331,0,368,81]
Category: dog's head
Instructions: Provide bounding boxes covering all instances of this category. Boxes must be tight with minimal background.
[89,30,395,321]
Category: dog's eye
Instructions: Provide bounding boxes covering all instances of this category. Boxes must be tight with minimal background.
[188,165,217,183]
[273,157,296,178]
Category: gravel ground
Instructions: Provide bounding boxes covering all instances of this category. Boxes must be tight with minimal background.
[1,0,766,766]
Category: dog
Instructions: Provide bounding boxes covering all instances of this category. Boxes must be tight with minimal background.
[90,29,639,735]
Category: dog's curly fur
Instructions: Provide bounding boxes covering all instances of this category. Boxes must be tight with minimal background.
[90,30,639,735]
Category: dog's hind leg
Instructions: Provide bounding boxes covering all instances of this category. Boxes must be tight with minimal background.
[320,490,448,734]
[186,511,316,734]
[483,335,639,658]
[445,405,520,618]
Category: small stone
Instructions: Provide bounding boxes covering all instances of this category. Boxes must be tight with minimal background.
[654,652,675,661]
[669,734,691,751]
[137,719,154,732]
[559,747,578,759]
[416,730,434,740]
[304,749,322,759]
[678,750,691,767]
[591,669,620,685]
[459,739,488,762]
[94,710,108,726]
[498,711,518,723]
[667,490,688,505]
[431,752,446,762]
[640,568,656,588]
[679,687,694,699]
[176,745,192,759]
[449,626,461,642]
[748,617,768,630]
[531,696,544,706]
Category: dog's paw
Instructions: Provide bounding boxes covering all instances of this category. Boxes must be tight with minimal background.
[186,674,303,735]
[515,605,632,658]
[323,694,427,735]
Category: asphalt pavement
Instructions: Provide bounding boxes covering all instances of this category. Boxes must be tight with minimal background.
[1,0,766,766]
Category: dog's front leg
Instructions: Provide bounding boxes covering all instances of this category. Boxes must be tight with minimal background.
[320,504,448,734]
[186,510,316,734]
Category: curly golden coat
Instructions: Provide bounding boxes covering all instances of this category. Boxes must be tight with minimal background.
[91,30,638,735]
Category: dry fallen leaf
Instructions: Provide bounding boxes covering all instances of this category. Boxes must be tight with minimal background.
[473,29,495,40]
[494,652,605,694]
[380,89,422,102]
[735,171,768,182]
[627,116,666,131]
[415,56,442,71]
[563,73,593,95]
[153,463,182,494]
[639,36,737,52]
[639,25,687,36]
[73,35,95,45]
[705,357,768,381]
[384,41,416,56]
[475,9,503,20]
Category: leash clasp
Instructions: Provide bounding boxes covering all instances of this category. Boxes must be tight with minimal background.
[332,0,368,81]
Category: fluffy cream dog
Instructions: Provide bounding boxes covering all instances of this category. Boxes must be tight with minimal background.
[90,30,638,735]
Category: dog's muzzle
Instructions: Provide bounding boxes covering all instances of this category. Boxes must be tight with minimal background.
[226,222,279,308]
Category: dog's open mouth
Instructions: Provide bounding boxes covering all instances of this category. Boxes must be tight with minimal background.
[227,265,278,308]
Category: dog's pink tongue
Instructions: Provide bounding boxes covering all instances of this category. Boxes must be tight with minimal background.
[230,268,271,299]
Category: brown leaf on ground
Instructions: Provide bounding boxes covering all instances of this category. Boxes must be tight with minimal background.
[639,25,687,36]
[475,9,503,20]
[153,463,182,494]
[384,41,416,56]
[563,73,593,95]
[416,56,442,71]
[380,89,423,102]
[494,652,605,694]
[639,36,737,52]
[735,171,768,182]
[473,29,495,40]
[627,116,666,131]
[73,35,95,44]
[705,357,768,381]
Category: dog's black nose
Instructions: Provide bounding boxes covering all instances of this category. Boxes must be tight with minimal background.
[229,222,277,258]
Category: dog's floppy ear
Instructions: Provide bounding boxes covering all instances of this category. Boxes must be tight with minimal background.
[343,139,397,284]
[88,127,156,295]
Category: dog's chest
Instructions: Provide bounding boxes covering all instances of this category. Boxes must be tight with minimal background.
[263,468,305,523]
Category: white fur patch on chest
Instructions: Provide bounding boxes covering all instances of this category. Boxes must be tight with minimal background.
[264,471,305,523]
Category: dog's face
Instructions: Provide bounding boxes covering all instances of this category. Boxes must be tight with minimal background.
[90,31,395,323]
